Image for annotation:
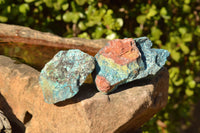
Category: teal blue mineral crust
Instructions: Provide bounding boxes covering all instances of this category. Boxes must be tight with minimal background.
[94,37,170,94]
[133,37,170,81]
[39,49,95,104]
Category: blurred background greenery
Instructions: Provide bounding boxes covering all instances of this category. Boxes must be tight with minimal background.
[0,0,200,132]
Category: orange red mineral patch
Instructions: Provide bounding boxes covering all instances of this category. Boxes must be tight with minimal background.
[95,75,111,93]
[99,38,140,65]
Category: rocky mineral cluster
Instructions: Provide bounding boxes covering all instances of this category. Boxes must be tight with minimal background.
[93,38,144,93]
[0,55,169,133]
[94,37,170,94]
[39,49,95,104]
[39,37,169,102]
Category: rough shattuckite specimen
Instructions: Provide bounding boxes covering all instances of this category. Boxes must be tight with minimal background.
[133,37,170,80]
[39,49,95,104]
[93,38,145,94]
[93,37,170,94]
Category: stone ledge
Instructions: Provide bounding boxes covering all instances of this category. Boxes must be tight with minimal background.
[0,55,169,133]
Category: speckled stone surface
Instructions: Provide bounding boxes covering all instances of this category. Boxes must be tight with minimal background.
[94,38,145,93]
[94,37,170,94]
[133,37,170,80]
[39,49,95,104]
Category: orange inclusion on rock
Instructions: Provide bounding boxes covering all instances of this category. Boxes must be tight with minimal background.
[95,75,111,92]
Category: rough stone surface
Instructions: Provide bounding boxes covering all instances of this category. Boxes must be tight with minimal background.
[94,38,144,93]
[0,23,108,70]
[0,55,169,133]
[39,49,95,104]
[133,37,170,80]
[0,23,107,56]
[94,37,169,94]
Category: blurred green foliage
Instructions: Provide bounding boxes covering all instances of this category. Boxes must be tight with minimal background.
[0,0,200,132]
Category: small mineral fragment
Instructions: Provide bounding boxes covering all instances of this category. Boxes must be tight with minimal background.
[39,49,95,104]
[93,38,145,93]
[94,37,169,94]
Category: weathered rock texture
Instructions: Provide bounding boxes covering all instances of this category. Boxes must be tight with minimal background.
[94,38,143,93]
[39,50,95,104]
[94,37,169,94]
[0,55,169,133]
[0,23,108,70]
[0,23,106,56]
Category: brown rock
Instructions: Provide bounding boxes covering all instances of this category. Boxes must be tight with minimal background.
[0,55,169,133]
[0,23,107,56]
[0,23,108,70]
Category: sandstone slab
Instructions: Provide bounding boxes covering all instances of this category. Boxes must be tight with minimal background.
[39,49,95,104]
[0,55,169,133]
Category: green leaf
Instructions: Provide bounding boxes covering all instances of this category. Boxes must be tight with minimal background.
[92,27,104,39]
[56,15,61,21]
[171,50,181,62]
[174,78,184,86]
[0,0,5,4]
[178,27,187,35]
[78,21,87,30]
[19,3,30,14]
[147,5,157,19]
[183,4,191,13]
[0,16,8,22]
[106,32,117,40]
[168,86,174,94]
[78,32,90,39]
[116,18,123,28]
[136,15,146,24]
[63,12,80,23]
[75,0,87,6]
[103,9,114,26]
[184,0,190,4]
[25,0,35,3]
[63,12,72,22]
[150,26,163,41]
[34,1,43,6]
[169,67,179,79]
[182,33,192,42]
[7,6,11,13]
[194,26,200,36]
[188,80,196,88]
[62,3,69,11]
[135,27,143,37]
[185,88,194,96]
[180,42,190,54]
[160,7,167,16]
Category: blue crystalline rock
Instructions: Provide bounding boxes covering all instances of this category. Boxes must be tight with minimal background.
[39,49,95,104]
[93,37,170,94]
[132,37,170,81]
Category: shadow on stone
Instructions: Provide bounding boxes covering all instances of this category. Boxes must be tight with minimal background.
[0,93,25,133]
[110,67,166,95]
[55,83,98,107]
[113,67,168,133]
[56,67,167,107]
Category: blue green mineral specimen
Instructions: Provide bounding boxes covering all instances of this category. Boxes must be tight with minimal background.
[93,37,170,94]
[39,49,95,104]
[133,37,170,80]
